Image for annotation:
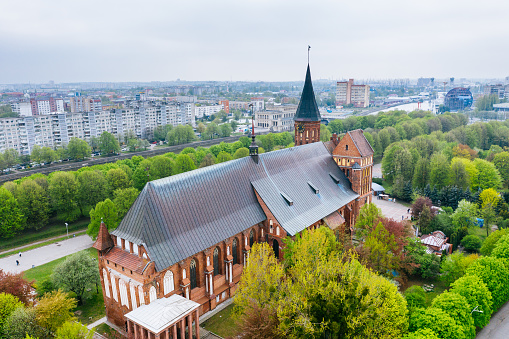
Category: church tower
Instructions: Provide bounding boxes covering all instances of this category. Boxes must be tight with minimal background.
[294,64,321,146]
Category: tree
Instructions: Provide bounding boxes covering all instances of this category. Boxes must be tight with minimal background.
[430,291,475,339]
[99,131,120,155]
[132,167,149,191]
[77,171,108,215]
[0,270,34,306]
[429,153,450,189]
[87,199,119,239]
[417,205,434,235]
[493,152,509,187]
[219,123,233,137]
[149,156,172,180]
[328,119,343,134]
[465,256,509,311]
[412,158,430,190]
[0,187,24,239]
[216,151,233,163]
[411,196,433,219]
[354,203,382,239]
[460,235,482,253]
[480,228,509,256]
[173,154,196,174]
[474,158,502,190]
[440,252,478,287]
[53,252,99,305]
[2,148,19,170]
[451,200,478,229]
[30,145,43,164]
[55,321,94,339]
[491,234,509,260]
[49,172,80,222]
[233,147,249,159]
[449,160,470,189]
[320,124,331,142]
[404,285,426,310]
[106,168,131,194]
[35,290,76,334]
[199,154,215,168]
[403,328,440,339]
[67,138,91,160]
[3,307,42,339]
[451,275,493,328]
[153,124,172,142]
[363,222,398,276]
[0,293,23,330]
[89,136,100,152]
[236,302,281,339]
[409,307,465,339]
[113,187,139,220]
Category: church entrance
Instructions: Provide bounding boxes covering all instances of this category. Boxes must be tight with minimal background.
[273,239,279,259]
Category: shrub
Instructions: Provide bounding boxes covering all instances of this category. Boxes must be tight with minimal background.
[491,234,509,259]
[465,256,509,310]
[460,235,482,253]
[480,228,509,256]
[451,275,493,328]
[404,285,426,309]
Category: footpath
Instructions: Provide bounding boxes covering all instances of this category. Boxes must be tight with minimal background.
[0,230,87,256]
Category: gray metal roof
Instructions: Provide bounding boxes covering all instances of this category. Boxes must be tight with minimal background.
[113,142,358,271]
[294,64,321,122]
[251,143,358,236]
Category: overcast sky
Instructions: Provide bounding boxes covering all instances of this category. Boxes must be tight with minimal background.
[0,0,507,84]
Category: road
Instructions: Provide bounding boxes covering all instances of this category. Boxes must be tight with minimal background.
[0,234,94,274]
[476,302,509,339]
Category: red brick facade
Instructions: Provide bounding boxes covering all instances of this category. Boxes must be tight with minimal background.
[294,121,320,145]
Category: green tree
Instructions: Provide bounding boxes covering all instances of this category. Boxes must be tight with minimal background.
[53,252,99,305]
[491,234,509,260]
[320,124,331,142]
[0,293,23,331]
[354,203,382,239]
[450,275,493,328]
[403,328,440,339]
[412,158,430,190]
[106,168,131,194]
[404,285,426,310]
[87,199,119,239]
[35,290,76,334]
[450,160,470,189]
[233,147,249,159]
[465,256,509,310]
[67,138,91,160]
[480,228,509,256]
[440,252,478,287]
[460,235,482,253]
[149,155,173,179]
[451,200,478,229]
[113,187,139,220]
[409,307,465,339]
[219,123,233,137]
[3,307,42,339]
[132,167,149,191]
[431,291,475,339]
[49,172,80,222]
[99,131,120,155]
[173,154,196,174]
[17,179,50,230]
[30,145,43,164]
[474,158,502,190]
[364,222,398,276]
[493,151,509,187]
[199,154,215,168]
[153,124,172,142]
[429,153,450,189]
[216,151,233,163]
[0,187,24,239]
[55,321,93,339]
[2,148,19,170]
[327,119,343,134]
[77,171,108,215]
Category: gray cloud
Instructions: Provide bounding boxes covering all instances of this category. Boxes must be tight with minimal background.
[0,0,507,83]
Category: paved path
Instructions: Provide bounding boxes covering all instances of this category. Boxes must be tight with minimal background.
[372,195,411,221]
[476,301,509,339]
[373,163,382,178]
[0,234,94,274]
[0,230,87,255]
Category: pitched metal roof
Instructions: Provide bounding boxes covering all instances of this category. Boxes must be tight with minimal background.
[251,143,358,236]
[113,142,358,271]
[347,129,374,157]
[294,64,321,122]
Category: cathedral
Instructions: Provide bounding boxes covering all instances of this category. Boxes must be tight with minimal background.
[93,62,374,337]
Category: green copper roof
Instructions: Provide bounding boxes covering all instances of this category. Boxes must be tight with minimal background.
[294,64,321,122]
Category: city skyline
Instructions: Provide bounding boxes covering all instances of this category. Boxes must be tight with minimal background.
[1,0,508,84]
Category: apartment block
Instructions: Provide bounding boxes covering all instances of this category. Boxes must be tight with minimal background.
[336,79,370,108]
[194,104,223,119]
[255,104,297,132]
[28,97,64,115]
[70,95,103,113]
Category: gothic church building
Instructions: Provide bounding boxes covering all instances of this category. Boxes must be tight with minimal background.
[94,63,374,331]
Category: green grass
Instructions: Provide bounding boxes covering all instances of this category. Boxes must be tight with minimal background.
[95,323,118,338]
[468,225,490,242]
[0,216,90,252]
[0,230,87,259]
[23,247,105,325]
[201,304,239,338]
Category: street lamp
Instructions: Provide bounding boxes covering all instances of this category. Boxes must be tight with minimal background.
[65,223,69,238]
[471,306,483,315]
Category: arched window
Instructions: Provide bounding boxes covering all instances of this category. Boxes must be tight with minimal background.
[149,286,157,303]
[138,286,145,305]
[232,238,238,265]
[103,269,110,298]
[163,271,175,295]
[130,283,137,310]
[249,229,254,247]
[132,243,138,256]
[213,247,220,276]
[190,259,197,289]
[119,280,129,307]
[276,227,280,236]
[111,275,118,302]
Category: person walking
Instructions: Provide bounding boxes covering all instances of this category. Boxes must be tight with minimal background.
[19,251,21,257]
[16,260,19,266]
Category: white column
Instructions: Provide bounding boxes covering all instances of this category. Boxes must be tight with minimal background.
[205,274,208,293]
[243,253,246,267]
[209,276,214,295]
[185,287,189,299]
[225,263,229,282]
[229,263,233,283]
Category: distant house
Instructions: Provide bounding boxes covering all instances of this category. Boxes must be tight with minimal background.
[420,231,452,255]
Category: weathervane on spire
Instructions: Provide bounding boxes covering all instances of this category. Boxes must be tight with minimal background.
[308,45,311,64]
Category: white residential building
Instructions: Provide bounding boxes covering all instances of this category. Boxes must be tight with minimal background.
[255,104,297,132]
[194,104,223,119]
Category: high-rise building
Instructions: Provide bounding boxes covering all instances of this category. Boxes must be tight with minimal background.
[336,79,370,108]
[28,97,64,115]
[484,84,508,100]
[70,95,103,113]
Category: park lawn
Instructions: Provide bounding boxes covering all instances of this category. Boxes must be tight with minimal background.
[468,225,489,242]
[0,216,90,252]
[95,323,119,337]
[201,304,239,338]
